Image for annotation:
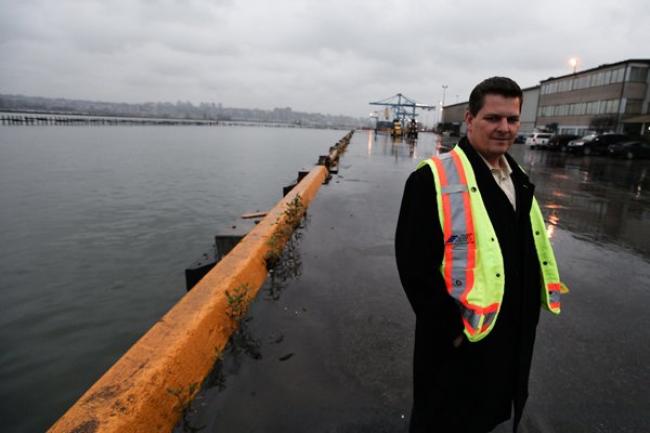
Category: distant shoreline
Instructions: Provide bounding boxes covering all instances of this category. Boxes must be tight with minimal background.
[0,111,349,129]
[0,94,367,129]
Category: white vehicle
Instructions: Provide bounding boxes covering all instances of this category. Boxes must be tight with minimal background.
[525,132,553,149]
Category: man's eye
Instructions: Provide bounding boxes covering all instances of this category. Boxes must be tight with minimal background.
[484,116,499,122]
[507,117,520,124]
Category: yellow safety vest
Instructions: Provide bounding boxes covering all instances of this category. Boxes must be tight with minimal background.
[417,146,563,342]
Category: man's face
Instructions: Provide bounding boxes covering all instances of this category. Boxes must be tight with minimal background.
[465,94,521,163]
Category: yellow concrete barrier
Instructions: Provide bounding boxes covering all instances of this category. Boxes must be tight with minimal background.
[49,165,329,433]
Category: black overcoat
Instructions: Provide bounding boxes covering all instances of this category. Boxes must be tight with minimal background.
[395,137,542,433]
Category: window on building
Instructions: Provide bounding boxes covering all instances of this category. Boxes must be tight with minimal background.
[628,66,649,82]
[626,99,643,114]
[612,67,625,83]
[604,70,612,85]
[558,79,572,92]
[575,76,583,89]
[587,101,600,115]
[593,72,604,87]
[598,101,607,114]
[569,103,586,116]
[599,99,619,114]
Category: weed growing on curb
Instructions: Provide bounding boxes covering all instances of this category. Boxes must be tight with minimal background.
[265,194,305,269]
[225,283,250,323]
[167,382,205,432]
[284,194,305,228]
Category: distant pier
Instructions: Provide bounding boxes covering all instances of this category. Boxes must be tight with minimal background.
[0,112,219,126]
[0,112,349,128]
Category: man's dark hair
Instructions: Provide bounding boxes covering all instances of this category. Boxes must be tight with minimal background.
[468,76,523,116]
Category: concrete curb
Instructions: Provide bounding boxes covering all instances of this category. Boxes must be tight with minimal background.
[49,165,329,433]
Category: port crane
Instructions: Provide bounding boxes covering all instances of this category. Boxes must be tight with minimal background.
[369,93,437,137]
[369,93,436,122]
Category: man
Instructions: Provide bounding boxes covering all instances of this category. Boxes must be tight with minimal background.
[395,77,563,433]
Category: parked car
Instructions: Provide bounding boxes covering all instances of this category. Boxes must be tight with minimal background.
[525,132,553,149]
[607,140,650,159]
[546,134,580,151]
[514,134,526,144]
[567,133,630,155]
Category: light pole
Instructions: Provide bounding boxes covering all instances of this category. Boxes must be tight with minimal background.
[569,57,578,74]
[440,85,448,125]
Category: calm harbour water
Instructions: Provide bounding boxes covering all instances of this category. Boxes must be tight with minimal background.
[0,125,344,433]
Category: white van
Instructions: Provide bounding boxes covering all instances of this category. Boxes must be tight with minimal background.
[525,132,553,149]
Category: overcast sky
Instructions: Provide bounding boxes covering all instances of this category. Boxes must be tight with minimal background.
[1,0,648,121]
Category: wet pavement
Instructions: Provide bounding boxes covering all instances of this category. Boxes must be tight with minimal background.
[175,132,649,433]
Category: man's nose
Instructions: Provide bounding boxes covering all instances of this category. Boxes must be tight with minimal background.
[496,118,510,131]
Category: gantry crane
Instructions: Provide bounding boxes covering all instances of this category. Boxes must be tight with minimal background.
[369,93,437,137]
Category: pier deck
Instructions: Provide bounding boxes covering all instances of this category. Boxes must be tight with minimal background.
[176,131,649,433]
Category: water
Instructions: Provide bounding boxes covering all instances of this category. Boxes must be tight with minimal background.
[0,125,344,433]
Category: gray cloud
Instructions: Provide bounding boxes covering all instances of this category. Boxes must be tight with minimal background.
[1,0,648,119]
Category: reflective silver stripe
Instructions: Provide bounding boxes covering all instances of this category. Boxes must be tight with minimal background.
[462,307,481,331]
[439,152,470,300]
[549,290,561,304]
[483,311,497,329]
[441,184,469,194]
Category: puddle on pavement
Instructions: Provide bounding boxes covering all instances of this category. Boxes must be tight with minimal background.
[514,148,650,260]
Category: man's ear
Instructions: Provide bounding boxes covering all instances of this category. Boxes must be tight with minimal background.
[464,110,474,134]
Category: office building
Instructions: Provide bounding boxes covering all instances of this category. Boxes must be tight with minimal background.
[536,59,650,136]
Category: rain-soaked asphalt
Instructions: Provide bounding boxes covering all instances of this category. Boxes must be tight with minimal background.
[175,131,649,433]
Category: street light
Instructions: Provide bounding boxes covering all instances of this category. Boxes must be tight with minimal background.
[569,57,578,74]
[440,85,448,125]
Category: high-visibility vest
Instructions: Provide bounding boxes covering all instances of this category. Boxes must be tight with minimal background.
[417,146,562,342]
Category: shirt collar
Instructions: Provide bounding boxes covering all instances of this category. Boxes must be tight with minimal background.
[477,153,513,178]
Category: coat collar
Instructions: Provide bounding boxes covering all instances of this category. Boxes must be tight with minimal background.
[457,136,535,218]
[457,136,533,189]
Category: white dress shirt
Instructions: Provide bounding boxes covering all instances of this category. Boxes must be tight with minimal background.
[478,153,517,211]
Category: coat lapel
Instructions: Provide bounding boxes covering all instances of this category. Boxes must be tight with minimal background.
[505,152,535,220]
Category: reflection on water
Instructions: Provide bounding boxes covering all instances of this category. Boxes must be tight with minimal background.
[367,131,373,156]
[367,130,434,162]
[515,148,650,259]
